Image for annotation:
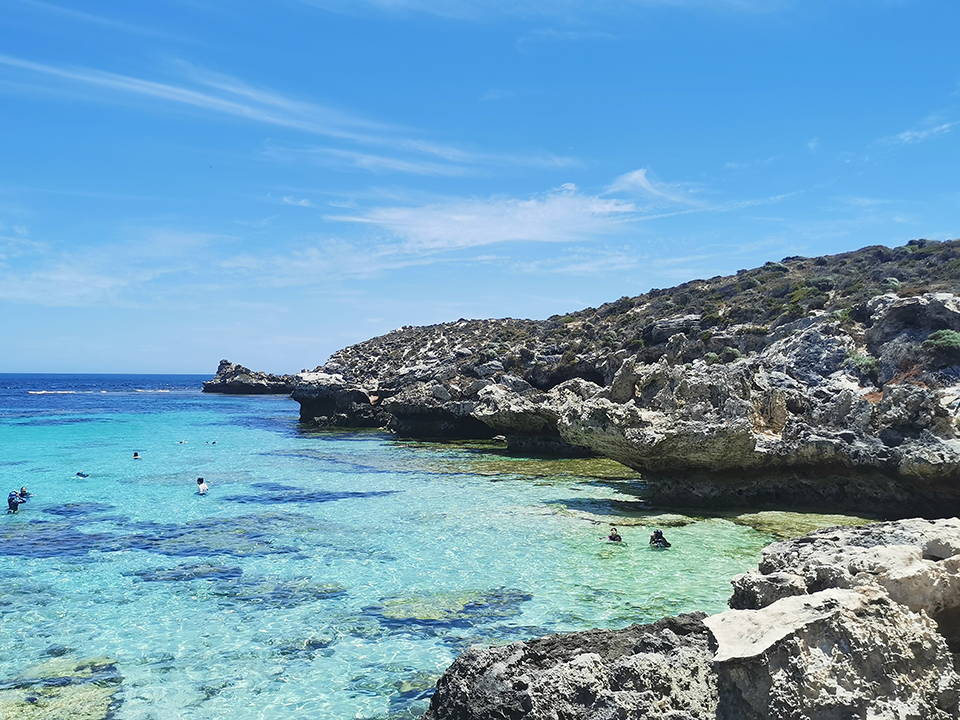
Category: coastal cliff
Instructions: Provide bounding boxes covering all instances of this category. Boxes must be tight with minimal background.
[292,239,960,518]
[419,518,960,720]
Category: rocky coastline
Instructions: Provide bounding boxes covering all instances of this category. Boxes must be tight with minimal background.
[287,239,960,519]
[203,238,960,718]
[420,518,960,720]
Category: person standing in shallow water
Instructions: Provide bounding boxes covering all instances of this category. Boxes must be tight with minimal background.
[608,527,622,542]
[196,477,208,495]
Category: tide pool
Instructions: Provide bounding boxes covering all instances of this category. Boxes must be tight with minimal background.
[0,374,773,719]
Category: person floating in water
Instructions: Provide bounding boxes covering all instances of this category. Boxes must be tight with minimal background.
[76,471,89,478]
[196,477,208,495]
[649,529,671,549]
[7,491,27,513]
[608,527,623,542]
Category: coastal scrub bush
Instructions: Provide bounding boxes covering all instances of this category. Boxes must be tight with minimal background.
[831,307,853,324]
[704,352,721,365]
[923,330,960,353]
[844,352,879,382]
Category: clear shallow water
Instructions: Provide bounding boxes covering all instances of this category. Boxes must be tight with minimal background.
[0,374,774,719]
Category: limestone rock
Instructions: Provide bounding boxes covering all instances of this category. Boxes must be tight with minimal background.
[706,587,960,720]
[420,614,718,720]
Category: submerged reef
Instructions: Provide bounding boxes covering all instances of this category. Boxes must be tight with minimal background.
[421,517,960,720]
[0,655,122,720]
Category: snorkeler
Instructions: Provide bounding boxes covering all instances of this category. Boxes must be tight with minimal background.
[7,491,26,513]
[649,529,671,549]
[76,471,89,478]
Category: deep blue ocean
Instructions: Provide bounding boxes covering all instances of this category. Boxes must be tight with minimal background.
[0,374,773,719]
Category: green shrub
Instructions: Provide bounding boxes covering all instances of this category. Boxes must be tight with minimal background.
[844,352,878,378]
[923,330,960,353]
[704,352,721,365]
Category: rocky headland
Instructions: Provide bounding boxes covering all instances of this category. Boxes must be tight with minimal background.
[290,238,960,518]
[420,518,960,720]
[202,359,301,395]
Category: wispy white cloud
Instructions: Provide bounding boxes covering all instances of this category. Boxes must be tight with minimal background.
[607,168,702,207]
[0,54,390,145]
[0,228,228,306]
[516,28,617,50]
[881,116,957,146]
[725,155,781,170]
[327,184,638,250]
[305,0,791,20]
[13,0,178,39]
[0,54,578,176]
[283,196,314,207]
[263,144,473,177]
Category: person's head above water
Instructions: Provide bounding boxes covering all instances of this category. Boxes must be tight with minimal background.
[133,452,140,458]
[197,477,204,484]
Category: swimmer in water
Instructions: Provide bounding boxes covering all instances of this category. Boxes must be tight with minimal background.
[7,491,26,513]
[133,452,140,459]
[608,527,622,542]
[197,477,208,495]
[76,471,89,478]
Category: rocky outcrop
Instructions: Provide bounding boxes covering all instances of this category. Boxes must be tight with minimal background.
[292,240,960,517]
[420,518,960,720]
[202,360,300,395]
[420,613,719,720]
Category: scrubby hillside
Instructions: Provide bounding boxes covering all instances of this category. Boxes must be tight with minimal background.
[293,238,960,517]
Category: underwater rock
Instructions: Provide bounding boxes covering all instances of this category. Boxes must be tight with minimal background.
[0,656,122,720]
[43,503,116,518]
[121,513,303,558]
[0,520,119,559]
[273,632,340,658]
[209,577,346,609]
[730,510,875,540]
[125,563,243,582]
[365,588,532,630]
[226,482,400,505]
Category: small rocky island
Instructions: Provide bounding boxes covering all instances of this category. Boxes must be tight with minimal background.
[202,359,301,395]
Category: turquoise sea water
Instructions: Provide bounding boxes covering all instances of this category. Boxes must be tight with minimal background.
[0,374,773,719]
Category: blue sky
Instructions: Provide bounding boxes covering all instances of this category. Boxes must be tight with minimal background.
[1,0,958,373]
